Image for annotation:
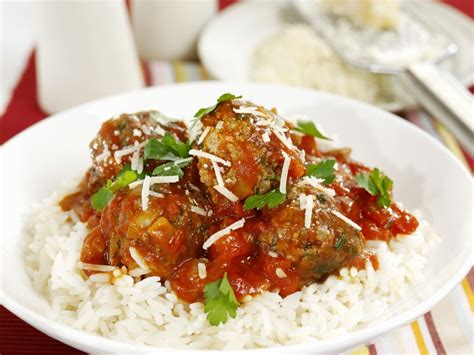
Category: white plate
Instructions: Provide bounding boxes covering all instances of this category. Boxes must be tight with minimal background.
[198,0,474,111]
[1,82,472,354]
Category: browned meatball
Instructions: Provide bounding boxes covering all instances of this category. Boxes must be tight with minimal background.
[194,100,306,204]
[90,167,212,279]
[89,111,188,184]
[256,179,363,283]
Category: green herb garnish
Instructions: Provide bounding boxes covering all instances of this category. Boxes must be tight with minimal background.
[152,158,192,178]
[144,132,190,161]
[91,165,140,211]
[204,272,239,326]
[335,235,347,250]
[91,188,114,211]
[306,159,336,184]
[355,168,393,208]
[244,189,286,210]
[194,93,242,119]
[295,120,331,140]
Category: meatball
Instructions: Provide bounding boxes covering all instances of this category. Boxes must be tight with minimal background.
[195,100,305,203]
[89,111,187,184]
[256,179,363,283]
[82,166,211,279]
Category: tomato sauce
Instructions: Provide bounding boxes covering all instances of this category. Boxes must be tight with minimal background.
[61,125,418,304]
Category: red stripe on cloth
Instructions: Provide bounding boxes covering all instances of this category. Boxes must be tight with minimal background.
[467,267,474,290]
[461,148,474,172]
[444,0,474,18]
[0,306,84,354]
[423,312,447,355]
[368,343,378,355]
[219,0,238,11]
[0,51,46,145]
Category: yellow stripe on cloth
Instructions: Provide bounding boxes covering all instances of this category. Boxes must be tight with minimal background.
[351,345,369,355]
[173,61,186,82]
[461,278,474,312]
[411,321,429,355]
[433,121,470,171]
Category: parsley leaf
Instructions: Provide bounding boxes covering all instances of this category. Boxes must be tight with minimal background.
[295,120,331,140]
[355,168,393,208]
[306,159,336,184]
[90,165,140,211]
[204,273,239,326]
[335,234,347,250]
[152,158,192,178]
[244,189,286,210]
[194,93,242,119]
[144,133,190,161]
[91,187,114,211]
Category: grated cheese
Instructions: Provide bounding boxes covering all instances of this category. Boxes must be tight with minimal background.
[141,175,151,211]
[137,158,144,174]
[77,262,117,272]
[215,121,224,130]
[262,132,270,143]
[301,176,336,197]
[203,218,246,250]
[154,125,166,136]
[191,206,208,216]
[197,126,211,145]
[189,183,200,192]
[189,149,231,166]
[279,153,291,194]
[141,125,151,135]
[114,141,147,163]
[189,120,203,143]
[272,128,297,151]
[211,160,224,186]
[214,185,239,202]
[129,247,149,270]
[95,150,111,162]
[128,175,179,189]
[304,194,314,228]
[133,129,142,137]
[299,193,307,210]
[234,106,267,117]
[198,263,207,279]
[268,251,278,258]
[331,210,362,230]
[148,191,164,198]
[276,268,287,278]
[131,150,140,171]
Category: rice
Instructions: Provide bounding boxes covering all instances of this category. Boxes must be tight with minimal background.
[251,24,405,107]
[24,185,439,350]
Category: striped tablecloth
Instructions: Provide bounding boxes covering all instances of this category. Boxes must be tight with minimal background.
[1,53,473,355]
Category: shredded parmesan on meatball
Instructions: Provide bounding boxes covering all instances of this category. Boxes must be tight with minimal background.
[304,194,314,228]
[197,126,211,145]
[203,218,246,250]
[280,153,291,194]
[213,185,239,202]
[331,210,362,230]
[189,149,231,167]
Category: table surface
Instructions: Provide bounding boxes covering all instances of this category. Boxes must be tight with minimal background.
[1,0,473,354]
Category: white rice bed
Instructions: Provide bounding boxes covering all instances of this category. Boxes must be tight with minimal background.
[25,187,439,350]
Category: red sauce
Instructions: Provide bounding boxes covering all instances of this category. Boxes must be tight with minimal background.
[61,128,418,304]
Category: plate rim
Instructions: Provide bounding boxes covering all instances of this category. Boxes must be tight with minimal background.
[1,81,473,353]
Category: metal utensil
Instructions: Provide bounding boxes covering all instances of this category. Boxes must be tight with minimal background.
[294,0,473,154]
